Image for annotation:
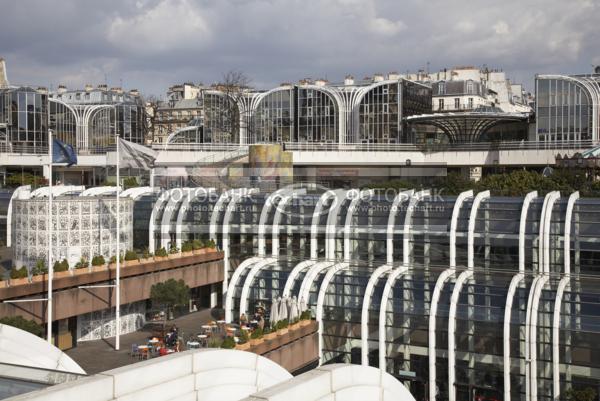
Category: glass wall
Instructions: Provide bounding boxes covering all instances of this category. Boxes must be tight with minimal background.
[358,83,400,144]
[252,89,293,144]
[295,88,338,143]
[536,77,594,142]
[3,87,48,153]
[203,92,239,144]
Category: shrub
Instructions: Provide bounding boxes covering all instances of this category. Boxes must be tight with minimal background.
[74,258,88,269]
[263,327,271,335]
[250,328,263,340]
[53,259,69,272]
[220,337,236,349]
[142,248,153,259]
[169,246,179,254]
[238,329,249,344]
[192,239,204,250]
[91,255,105,266]
[109,255,124,264]
[206,239,216,249]
[156,247,168,257]
[275,319,289,331]
[150,279,190,317]
[32,260,47,276]
[124,250,138,261]
[0,316,44,337]
[300,310,312,320]
[10,266,28,279]
[181,241,193,253]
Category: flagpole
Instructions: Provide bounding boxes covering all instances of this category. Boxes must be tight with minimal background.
[47,130,53,344]
[115,132,121,351]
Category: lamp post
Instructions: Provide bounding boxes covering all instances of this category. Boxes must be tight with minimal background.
[115,127,121,350]
[47,129,53,343]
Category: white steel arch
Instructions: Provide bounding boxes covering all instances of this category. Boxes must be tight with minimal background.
[148,188,175,253]
[377,190,432,371]
[310,190,337,259]
[326,189,352,260]
[504,191,537,401]
[272,195,294,257]
[258,188,288,257]
[448,191,489,401]
[80,186,118,197]
[120,186,154,199]
[316,262,349,365]
[222,188,258,292]
[282,259,319,298]
[224,256,265,322]
[30,185,85,198]
[160,187,189,249]
[428,190,474,401]
[386,190,414,264]
[403,190,430,264]
[238,257,278,319]
[552,191,579,400]
[361,263,394,366]
[343,189,373,262]
[526,191,559,401]
[174,187,215,249]
[298,260,336,309]
[6,185,31,247]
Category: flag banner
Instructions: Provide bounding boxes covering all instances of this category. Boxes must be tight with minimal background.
[118,138,157,170]
[52,138,77,166]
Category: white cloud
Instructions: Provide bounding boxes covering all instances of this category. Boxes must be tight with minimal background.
[368,17,406,36]
[493,21,509,35]
[107,0,211,53]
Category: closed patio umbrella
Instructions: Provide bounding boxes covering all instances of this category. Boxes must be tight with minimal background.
[278,296,289,321]
[289,296,300,322]
[270,297,280,327]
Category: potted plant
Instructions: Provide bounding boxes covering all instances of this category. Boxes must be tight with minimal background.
[236,329,251,350]
[181,241,194,256]
[91,255,106,271]
[124,250,139,266]
[276,319,289,336]
[289,317,301,331]
[191,239,205,254]
[9,266,29,286]
[155,247,168,260]
[168,246,180,258]
[206,239,217,252]
[31,260,47,283]
[299,310,312,327]
[141,248,153,262]
[249,328,264,346]
[0,276,6,288]
[73,258,89,274]
[263,326,277,341]
[53,259,70,278]
[220,337,236,349]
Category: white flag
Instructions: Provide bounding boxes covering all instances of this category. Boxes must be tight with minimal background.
[118,138,157,170]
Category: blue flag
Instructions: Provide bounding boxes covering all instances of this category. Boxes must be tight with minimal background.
[52,138,77,166]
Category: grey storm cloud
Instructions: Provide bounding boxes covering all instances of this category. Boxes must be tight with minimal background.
[0,0,598,96]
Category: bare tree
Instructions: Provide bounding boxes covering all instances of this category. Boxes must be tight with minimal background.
[142,94,162,144]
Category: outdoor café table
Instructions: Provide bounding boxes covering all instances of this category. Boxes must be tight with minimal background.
[197,334,208,347]
[201,324,212,333]
[186,341,200,349]
[226,327,236,337]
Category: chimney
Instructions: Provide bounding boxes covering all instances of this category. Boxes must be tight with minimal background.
[388,72,400,81]
[0,58,8,88]
[57,84,67,94]
[36,87,48,95]
[84,84,93,92]
[97,84,108,91]
[344,75,355,86]
[373,74,384,82]
[314,79,328,87]
[129,89,139,97]
[110,87,123,94]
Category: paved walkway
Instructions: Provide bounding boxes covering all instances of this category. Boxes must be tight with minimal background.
[66,308,218,375]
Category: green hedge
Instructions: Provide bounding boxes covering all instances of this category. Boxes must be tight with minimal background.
[53,259,69,272]
[0,316,44,337]
[124,250,138,261]
[156,247,168,257]
[91,255,105,266]
[10,266,28,279]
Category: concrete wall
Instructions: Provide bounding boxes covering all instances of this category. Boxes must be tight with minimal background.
[0,252,224,324]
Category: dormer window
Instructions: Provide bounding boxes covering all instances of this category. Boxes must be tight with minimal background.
[438,82,446,95]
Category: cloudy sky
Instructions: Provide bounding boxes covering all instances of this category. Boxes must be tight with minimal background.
[1,0,598,97]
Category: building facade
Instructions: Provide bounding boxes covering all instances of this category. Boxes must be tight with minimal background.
[535,74,600,142]
[167,77,433,146]
[151,83,204,144]
[143,185,600,401]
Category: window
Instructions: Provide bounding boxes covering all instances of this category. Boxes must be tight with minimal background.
[438,82,446,95]
[454,98,460,109]
[382,86,389,95]
[468,98,474,109]
[75,93,81,100]
[438,99,444,110]
[467,81,474,94]
[383,104,389,113]
[306,107,312,116]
